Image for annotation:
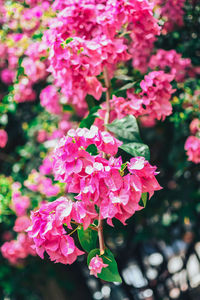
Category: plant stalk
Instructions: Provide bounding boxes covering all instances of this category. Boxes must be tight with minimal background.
[98,66,111,255]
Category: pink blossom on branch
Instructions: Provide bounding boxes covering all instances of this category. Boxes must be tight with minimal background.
[0,129,8,148]
[95,71,175,128]
[27,198,84,264]
[189,119,200,135]
[52,127,161,226]
[40,85,62,115]
[128,0,161,72]
[11,184,30,217]
[149,49,192,82]
[89,255,108,278]
[24,170,60,197]
[154,0,185,34]
[139,71,176,121]
[44,0,159,109]
[185,136,200,164]
[1,233,36,265]
[14,216,31,233]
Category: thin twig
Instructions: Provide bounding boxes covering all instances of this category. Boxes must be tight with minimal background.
[98,66,111,255]
[103,66,111,128]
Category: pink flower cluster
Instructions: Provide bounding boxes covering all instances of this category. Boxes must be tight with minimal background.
[24,170,60,197]
[13,77,36,103]
[89,255,108,277]
[128,0,160,73]
[154,0,185,34]
[190,118,200,135]
[149,49,192,82]
[27,126,161,266]
[40,85,62,115]
[0,41,17,86]
[11,182,30,216]
[27,197,85,264]
[45,34,128,111]
[1,68,15,85]
[14,216,31,233]
[185,136,200,164]
[22,57,47,83]
[1,233,36,265]
[185,118,200,164]
[0,1,51,103]
[0,129,8,148]
[139,71,175,121]
[44,0,159,110]
[39,155,53,175]
[52,126,161,225]
[95,71,175,128]
[36,114,74,143]
[1,192,35,265]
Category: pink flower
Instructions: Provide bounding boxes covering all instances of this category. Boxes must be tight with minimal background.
[40,85,62,115]
[52,126,122,184]
[22,58,47,83]
[11,191,30,217]
[39,156,53,175]
[24,170,60,197]
[52,128,161,225]
[37,129,48,143]
[154,0,185,33]
[1,233,36,265]
[43,1,132,109]
[128,157,162,198]
[89,255,108,278]
[13,78,36,103]
[41,178,60,197]
[1,68,15,84]
[14,216,31,233]
[149,49,192,82]
[189,119,200,135]
[185,136,200,164]
[139,115,156,128]
[27,197,84,264]
[128,0,161,72]
[0,129,8,148]
[139,71,175,121]
[95,71,175,127]
[85,77,105,100]
[25,41,48,60]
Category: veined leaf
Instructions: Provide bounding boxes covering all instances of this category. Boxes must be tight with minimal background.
[78,227,98,253]
[87,248,122,283]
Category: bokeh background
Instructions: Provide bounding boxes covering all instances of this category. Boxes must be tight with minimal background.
[0,0,200,299]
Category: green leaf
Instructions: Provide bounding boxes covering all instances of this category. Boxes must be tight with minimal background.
[107,115,150,161]
[63,104,74,112]
[106,115,141,143]
[120,142,150,160]
[78,227,98,253]
[65,37,73,44]
[32,32,43,40]
[141,192,148,207]
[117,81,136,92]
[87,248,122,283]
[86,144,98,156]
[114,74,133,81]
[79,106,100,129]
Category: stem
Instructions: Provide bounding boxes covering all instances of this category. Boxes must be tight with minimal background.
[68,226,79,236]
[98,213,105,255]
[98,66,111,255]
[103,66,111,128]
